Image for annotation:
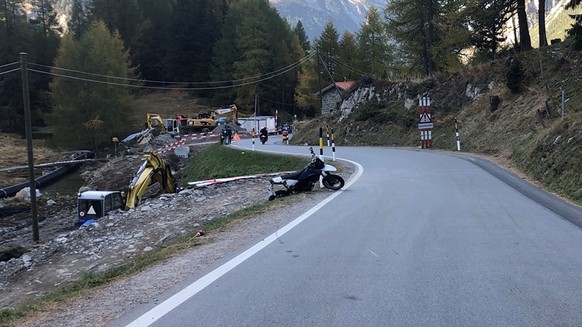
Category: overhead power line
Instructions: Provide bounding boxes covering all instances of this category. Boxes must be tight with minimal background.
[0,61,20,69]
[26,52,315,88]
[0,68,21,76]
[27,55,309,91]
[330,57,373,77]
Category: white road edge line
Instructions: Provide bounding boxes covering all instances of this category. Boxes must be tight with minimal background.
[126,157,363,327]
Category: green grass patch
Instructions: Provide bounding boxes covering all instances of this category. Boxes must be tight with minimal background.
[182,143,310,183]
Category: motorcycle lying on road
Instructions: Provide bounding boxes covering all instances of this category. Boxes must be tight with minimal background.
[268,147,345,200]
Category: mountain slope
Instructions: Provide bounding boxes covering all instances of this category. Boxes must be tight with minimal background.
[270,0,575,42]
[269,0,385,40]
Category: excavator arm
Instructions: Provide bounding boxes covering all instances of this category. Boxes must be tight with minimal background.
[214,104,238,125]
[125,150,176,209]
[146,113,167,133]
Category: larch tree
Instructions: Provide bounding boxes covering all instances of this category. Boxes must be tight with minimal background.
[49,21,137,150]
[314,21,340,81]
[231,0,271,110]
[294,57,320,118]
[337,31,362,81]
[385,0,439,76]
[357,5,393,79]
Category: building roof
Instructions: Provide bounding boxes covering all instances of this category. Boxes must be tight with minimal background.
[315,81,356,96]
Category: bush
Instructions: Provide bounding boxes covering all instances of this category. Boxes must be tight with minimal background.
[506,58,525,93]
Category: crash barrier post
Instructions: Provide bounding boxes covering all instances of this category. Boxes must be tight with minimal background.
[319,127,324,161]
[454,118,461,151]
[326,125,330,147]
[252,128,256,151]
[331,128,336,161]
[418,96,433,149]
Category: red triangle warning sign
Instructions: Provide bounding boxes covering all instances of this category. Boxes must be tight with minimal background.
[419,113,432,123]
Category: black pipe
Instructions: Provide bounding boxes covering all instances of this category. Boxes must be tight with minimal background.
[0,151,93,199]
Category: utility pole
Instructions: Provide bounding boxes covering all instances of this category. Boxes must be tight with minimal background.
[20,52,39,242]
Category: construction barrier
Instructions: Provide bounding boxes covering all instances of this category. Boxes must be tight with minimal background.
[331,128,336,161]
[454,118,461,151]
[175,132,218,140]
[319,127,324,160]
[158,138,188,153]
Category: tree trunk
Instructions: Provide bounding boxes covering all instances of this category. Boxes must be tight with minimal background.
[539,0,548,47]
[517,0,532,50]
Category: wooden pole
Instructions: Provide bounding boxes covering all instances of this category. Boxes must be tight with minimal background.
[20,52,39,242]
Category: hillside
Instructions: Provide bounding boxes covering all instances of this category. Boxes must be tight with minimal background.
[292,40,582,205]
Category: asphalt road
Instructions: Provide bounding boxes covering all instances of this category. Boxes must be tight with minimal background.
[112,136,582,326]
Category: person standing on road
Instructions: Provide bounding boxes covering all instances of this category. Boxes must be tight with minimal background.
[220,127,227,145]
[225,125,233,144]
[282,129,289,144]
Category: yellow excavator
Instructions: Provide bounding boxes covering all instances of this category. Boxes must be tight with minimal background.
[146,113,167,134]
[77,149,176,225]
[125,149,176,209]
[213,104,238,125]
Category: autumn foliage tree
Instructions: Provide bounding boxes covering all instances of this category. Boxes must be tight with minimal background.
[49,21,137,149]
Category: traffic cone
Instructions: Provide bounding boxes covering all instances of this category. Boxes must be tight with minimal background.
[233,133,241,142]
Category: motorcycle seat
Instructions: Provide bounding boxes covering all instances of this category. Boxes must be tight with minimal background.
[281,171,302,180]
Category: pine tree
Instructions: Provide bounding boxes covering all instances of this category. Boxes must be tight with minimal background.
[132,0,175,81]
[538,0,548,47]
[49,21,137,150]
[87,0,142,49]
[293,20,311,55]
[566,0,582,49]
[68,0,88,39]
[516,0,532,50]
[506,58,525,93]
[0,0,33,134]
[165,0,224,83]
[464,0,514,60]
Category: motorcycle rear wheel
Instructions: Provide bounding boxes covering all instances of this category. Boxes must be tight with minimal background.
[322,174,344,190]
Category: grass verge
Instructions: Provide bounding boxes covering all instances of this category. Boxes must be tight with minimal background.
[182,143,311,182]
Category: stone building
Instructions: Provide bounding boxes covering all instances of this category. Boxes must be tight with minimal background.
[316,81,355,115]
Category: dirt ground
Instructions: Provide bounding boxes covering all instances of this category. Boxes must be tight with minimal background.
[0,130,355,326]
[0,133,211,308]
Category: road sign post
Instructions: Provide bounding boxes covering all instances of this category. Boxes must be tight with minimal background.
[418,96,433,149]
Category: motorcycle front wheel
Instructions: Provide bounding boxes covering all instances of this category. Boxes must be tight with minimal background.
[322,174,344,190]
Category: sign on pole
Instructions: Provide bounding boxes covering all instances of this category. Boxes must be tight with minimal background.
[418,96,433,149]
